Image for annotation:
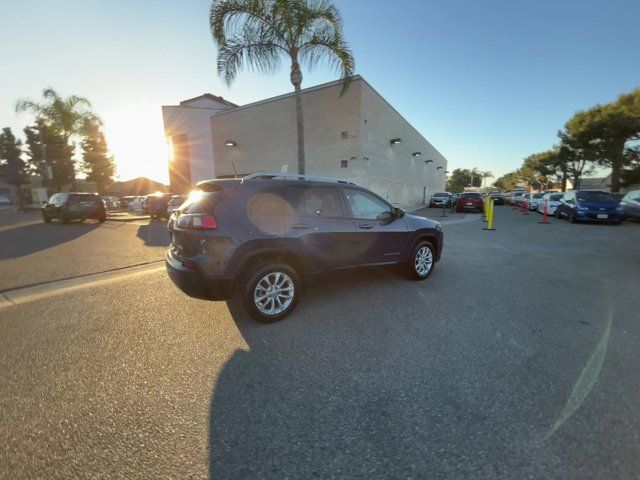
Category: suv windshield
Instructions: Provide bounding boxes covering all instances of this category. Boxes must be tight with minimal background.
[576,191,615,203]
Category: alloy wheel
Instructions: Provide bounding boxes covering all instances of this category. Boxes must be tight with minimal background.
[253,272,295,315]
[414,246,433,277]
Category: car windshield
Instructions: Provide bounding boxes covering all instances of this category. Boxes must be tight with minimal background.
[533,193,544,198]
[576,191,615,203]
[549,194,563,201]
[433,193,449,197]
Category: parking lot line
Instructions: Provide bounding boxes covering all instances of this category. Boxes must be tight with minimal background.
[0,262,165,308]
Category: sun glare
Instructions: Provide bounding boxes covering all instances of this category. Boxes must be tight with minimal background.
[101,108,169,184]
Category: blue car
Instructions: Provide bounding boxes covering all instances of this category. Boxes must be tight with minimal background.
[555,189,624,224]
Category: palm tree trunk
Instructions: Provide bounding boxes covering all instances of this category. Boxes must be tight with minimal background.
[291,59,305,175]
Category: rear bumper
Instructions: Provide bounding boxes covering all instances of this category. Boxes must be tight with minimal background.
[577,211,623,222]
[165,250,234,300]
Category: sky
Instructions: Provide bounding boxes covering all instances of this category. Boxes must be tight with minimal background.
[1,0,638,184]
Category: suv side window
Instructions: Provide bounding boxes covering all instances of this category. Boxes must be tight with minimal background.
[343,188,391,220]
[288,187,343,218]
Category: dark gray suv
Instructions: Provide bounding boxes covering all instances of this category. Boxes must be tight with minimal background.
[165,173,444,322]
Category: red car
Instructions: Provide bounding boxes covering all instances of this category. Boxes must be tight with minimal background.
[456,192,484,213]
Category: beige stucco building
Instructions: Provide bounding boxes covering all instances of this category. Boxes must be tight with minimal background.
[162,76,447,209]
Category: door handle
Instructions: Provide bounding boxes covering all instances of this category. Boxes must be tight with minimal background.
[358,224,373,230]
[292,224,311,230]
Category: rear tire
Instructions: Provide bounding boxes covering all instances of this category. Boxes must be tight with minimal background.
[42,212,51,223]
[569,210,577,223]
[242,262,300,323]
[408,241,435,281]
[98,216,106,223]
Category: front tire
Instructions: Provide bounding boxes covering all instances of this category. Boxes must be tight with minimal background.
[569,210,577,223]
[408,241,435,281]
[59,211,69,224]
[243,262,300,323]
[42,212,51,223]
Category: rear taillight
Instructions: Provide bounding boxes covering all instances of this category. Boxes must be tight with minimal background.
[176,214,218,230]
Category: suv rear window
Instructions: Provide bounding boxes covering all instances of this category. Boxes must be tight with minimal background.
[288,187,343,218]
[181,192,221,214]
[433,193,449,197]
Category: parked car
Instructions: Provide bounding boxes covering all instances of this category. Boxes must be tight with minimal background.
[0,196,12,205]
[555,190,624,224]
[429,192,452,208]
[42,192,107,224]
[126,196,146,212]
[100,195,120,210]
[166,195,187,214]
[537,193,563,215]
[528,192,545,210]
[145,192,174,219]
[488,192,504,205]
[508,191,526,205]
[619,189,640,221]
[455,192,484,212]
[166,173,444,322]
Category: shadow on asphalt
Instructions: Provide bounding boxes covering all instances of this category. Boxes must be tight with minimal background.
[0,220,99,260]
[136,220,171,247]
[208,266,416,479]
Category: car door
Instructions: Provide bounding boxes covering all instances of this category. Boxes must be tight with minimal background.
[284,186,358,273]
[341,188,410,266]
[628,190,640,218]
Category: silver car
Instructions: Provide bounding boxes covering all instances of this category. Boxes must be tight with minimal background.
[537,193,563,215]
[619,189,640,220]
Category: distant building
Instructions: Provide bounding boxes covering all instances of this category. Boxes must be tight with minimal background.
[109,177,168,196]
[162,76,448,209]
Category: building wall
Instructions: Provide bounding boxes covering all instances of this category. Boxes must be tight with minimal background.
[358,82,447,208]
[193,77,447,209]
[211,80,361,179]
[161,99,232,189]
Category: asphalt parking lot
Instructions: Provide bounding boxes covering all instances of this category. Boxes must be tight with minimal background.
[1,206,639,479]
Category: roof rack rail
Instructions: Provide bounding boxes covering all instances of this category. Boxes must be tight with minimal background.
[242,172,358,186]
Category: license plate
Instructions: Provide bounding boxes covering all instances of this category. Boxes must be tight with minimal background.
[597,214,608,219]
[466,202,473,206]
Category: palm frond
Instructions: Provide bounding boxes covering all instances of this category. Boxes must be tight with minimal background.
[210,0,285,46]
[217,25,284,84]
[299,28,354,94]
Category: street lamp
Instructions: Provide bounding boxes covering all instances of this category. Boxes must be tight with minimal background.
[424,159,433,164]
[390,138,402,145]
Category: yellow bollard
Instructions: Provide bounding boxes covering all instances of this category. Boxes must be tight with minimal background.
[483,196,488,221]
[484,198,496,231]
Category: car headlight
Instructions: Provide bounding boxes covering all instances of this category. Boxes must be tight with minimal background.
[435,223,443,232]
[577,204,588,211]
[616,206,624,212]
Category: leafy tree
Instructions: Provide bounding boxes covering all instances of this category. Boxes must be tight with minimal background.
[557,130,594,190]
[492,171,521,191]
[23,121,75,191]
[0,127,27,188]
[80,116,116,193]
[565,89,640,192]
[446,168,481,193]
[16,88,94,190]
[479,170,493,190]
[210,0,355,175]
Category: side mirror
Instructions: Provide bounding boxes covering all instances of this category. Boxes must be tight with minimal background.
[42,200,47,204]
[393,207,405,219]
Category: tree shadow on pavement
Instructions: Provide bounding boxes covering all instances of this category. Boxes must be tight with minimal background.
[136,220,171,247]
[0,221,100,260]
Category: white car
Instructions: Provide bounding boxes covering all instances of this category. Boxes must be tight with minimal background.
[537,193,563,215]
[127,196,146,212]
[0,196,12,205]
[529,192,545,210]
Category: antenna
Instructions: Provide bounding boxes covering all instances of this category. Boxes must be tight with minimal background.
[231,161,239,178]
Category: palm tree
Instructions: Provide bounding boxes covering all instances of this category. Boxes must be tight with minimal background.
[210,0,355,175]
[480,170,493,191]
[15,88,93,142]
